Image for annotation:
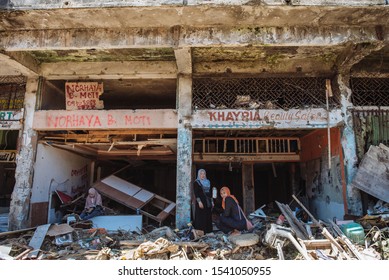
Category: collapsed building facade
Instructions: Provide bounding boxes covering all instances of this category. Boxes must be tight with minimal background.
[0,0,388,231]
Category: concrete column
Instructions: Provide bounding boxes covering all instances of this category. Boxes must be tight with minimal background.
[175,74,193,229]
[9,77,39,230]
[338,74,362,216]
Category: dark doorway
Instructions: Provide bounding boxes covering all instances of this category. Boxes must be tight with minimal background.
[195,163,243,210]
[254,163,294,209]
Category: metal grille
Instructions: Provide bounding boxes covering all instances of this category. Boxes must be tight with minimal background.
[193,77,339,110]
[351,78,389,106]
[0,76,26,110]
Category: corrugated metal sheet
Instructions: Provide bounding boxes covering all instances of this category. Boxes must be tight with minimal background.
[352,109,389,161]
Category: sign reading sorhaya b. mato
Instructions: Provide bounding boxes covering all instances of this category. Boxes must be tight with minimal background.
[65,82,104,110]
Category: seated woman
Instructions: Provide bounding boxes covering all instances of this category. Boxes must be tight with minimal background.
[218,186,247,234]
[80,187,104,220]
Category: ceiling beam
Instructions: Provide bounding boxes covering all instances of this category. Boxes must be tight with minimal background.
[335,41,386,76]
[0,6,387,31]
[0,53,39,76]
[40,61,177,80]
[194,60,336,75]
[1,26,385,52]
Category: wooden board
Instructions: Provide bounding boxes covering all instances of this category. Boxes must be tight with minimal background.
[102,175,141,196]
[30,202,49,227]
[351,144,389,203]
[27,223,51,259]
[93,182,146,209]
[93,176,175,225]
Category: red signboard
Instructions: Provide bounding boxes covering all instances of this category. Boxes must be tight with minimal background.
[65,82,104,110]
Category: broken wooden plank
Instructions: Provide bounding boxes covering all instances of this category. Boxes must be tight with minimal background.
[350,144,389,203]
[292,194,323,229]
[14,248,32,260]
[329,221,364,260]
[302,239,332,250]
[276,201,309,240]
[94,181,146,209]
[27,223,51,259]
[321,227,351,260]
[0,226,37,238]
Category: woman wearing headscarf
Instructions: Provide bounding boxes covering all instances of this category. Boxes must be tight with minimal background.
[80,187,104,220]
[193,169,213,233]
[218,186,246,234]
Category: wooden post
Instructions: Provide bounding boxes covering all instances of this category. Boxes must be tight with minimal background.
[242,163,255,214]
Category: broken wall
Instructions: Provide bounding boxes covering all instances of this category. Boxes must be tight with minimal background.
[300,128,346,221]
[31,144,91,224]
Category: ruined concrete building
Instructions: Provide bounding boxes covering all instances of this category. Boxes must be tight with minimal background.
[0,0,388,231]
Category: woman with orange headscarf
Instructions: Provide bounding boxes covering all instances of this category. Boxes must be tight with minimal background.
[218,186,247,234]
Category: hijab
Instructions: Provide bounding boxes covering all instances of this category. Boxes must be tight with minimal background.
[85,187,102,209]
[196,169,211,192]
[221,186,239,209]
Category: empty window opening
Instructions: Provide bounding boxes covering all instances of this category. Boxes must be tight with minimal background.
[39,79,177,110]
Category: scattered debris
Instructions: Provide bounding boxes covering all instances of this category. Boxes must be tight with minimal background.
[351,143,389,203]
[0,191,387,260]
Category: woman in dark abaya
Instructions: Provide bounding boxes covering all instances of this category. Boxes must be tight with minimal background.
[193,169,213,233]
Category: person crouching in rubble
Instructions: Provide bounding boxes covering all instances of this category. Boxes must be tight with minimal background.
[218,186,247,235]
[80,187,104,220]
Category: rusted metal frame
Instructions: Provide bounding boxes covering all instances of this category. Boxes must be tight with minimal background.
[193,77,332,110]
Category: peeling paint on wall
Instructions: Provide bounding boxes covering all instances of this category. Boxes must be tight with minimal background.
[338,75,362,216]
[8,144,34,230]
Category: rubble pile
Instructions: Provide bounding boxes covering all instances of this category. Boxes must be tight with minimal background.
[1,195,388,260]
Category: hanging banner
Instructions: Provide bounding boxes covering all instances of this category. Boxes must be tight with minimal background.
[65,82,104,110]
[0,110,23,130]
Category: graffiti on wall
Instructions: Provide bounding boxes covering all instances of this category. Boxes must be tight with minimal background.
[70,164,88,196]
[65,82,104,110]
[33,110,177,130]
[45,113,151,128]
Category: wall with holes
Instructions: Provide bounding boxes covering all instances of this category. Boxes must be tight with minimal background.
[300,128,346,221]
[31,144,91,203]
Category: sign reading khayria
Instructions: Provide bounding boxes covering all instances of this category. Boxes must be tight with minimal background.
[65,82,104,110]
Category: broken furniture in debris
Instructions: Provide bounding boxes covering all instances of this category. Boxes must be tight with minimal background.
[92,167,175,226]
[263,223,310,260]
[5,148,389,261]
[0,200,386,260]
